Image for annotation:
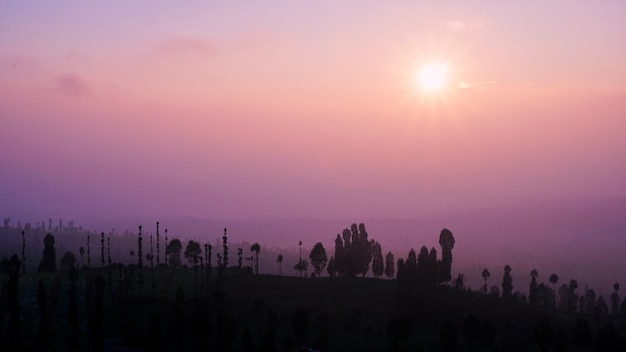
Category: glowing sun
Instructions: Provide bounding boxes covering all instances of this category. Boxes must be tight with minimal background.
[417,63,449,92]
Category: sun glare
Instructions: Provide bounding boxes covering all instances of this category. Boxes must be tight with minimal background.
[417,63,449,92]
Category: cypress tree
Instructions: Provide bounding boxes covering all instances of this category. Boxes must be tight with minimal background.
[21,230,26,274]
[100,232,105,268]
[87,234,91,268]
[137,225,143,268]
[156,221,160,265]
[107,236,111,266]
[164,229,168,265]
[222,228,228,268]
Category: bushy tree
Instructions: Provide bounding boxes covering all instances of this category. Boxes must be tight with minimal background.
[184,240,202,266]
[294,259,308,277]
[309,242,328,277]
[384,252,395,279]
[60,251,77,270]
[166,239,182,267]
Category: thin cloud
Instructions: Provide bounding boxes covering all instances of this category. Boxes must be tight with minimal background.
[54,72,90,98]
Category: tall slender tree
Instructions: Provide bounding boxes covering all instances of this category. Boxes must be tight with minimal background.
[156,221,160,265]
[481,268,490,294]
[87,234,91,268]
[250,243,261,275]
[502,265,513,298]
[529,269,539,304]
[438,228,455,284]
[610,283,620,315]
[277,254,284,276]
[107,236,112,266]
[21,231,26,274]
[222,228,229,268]
[137,226,143,268]
[164,229,168,265]
[372,241,384,278]
[384,252,395,279]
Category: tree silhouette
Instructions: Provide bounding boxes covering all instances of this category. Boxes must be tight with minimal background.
[384,251,395,279]
[454,273,464,290]
[481,268,490,294]
[137,226,143,268]
[87,234,91,268]
[294,259,309,277]
[38,234,57,272]
[250,242,261,275]
[156,221,160,265]
[332,223,375,278]
[529,269,539,304]
[60,251,77,271]
[222,228,229,267]
[501,264,513,298]
[237,248,243,268]
[428,247,438,285]
[438,228,455,284]
[595,296,609,315]
[549,273,559,298]
[184,240,201,266]
[164,229,168,265]
[166,239,182,267]
[416,246,429,287]
[372,241,384,278]
[326,256,336,278]
[21,230,26,274]
[568,279,579,313]
[277,254,283,276]
[309,242,328,277]
[610,282,620,315]
[107,236,112,266]
[100,232,105,268]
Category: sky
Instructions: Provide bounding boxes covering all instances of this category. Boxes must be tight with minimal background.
[1,1,626,221]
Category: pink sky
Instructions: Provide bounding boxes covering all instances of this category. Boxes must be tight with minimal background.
[1,1,626,221]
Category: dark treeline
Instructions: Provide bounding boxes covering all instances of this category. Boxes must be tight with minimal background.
[1,218,626,351]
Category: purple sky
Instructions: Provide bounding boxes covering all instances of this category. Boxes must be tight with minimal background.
[1,1,626,222]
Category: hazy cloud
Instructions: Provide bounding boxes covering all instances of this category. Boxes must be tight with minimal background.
[54,72,90,97]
